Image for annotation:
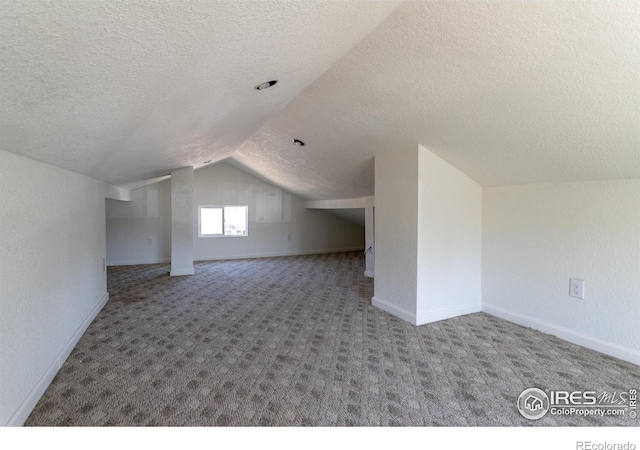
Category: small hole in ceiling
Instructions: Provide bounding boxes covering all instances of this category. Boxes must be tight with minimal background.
[293,139,305,146]
[255,80,278,90]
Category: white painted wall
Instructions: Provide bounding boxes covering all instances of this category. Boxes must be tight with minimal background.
[304,197,374,210]
[193,164,364,260]
[483,179,640,364]
[416,146,482,324]
[304,196,374,276]
[373,146,481,325]
[106,182,171,265]
[0,150,108,426]
[106,163,365,265]
[372,146,419,322]
[106,184,132,201]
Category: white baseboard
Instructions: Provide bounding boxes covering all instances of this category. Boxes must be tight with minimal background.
[5,291,109,427]
[170,267,195,276]
[416,302,481,326]
[371,296,417,325]
[108,258,170,267]
[364,271,375,278]
[194,247,365,262]
[483,304,640,366]
[108,248,365,267]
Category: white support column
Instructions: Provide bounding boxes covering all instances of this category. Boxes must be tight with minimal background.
[170,167,195,276]
[372,146,419,324]
[372,145,481,326]
[364,205,375,277]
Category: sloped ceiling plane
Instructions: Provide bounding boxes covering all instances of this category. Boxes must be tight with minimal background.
[1,1,638,200]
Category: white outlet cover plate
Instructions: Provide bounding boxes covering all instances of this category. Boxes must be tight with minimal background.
[570,278,585,299]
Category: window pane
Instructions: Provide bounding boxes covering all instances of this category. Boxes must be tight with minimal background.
[224,206,247,235]
[201,207,223,235]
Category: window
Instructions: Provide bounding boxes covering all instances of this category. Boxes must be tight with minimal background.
[199,205,248,237]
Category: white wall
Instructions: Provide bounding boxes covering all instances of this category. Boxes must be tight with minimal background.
[483,179,640,364]
[194,164,364,260]
[373,146,482,326]
[417,146,482,324]
[106,181,171,265]
[372,146,419,321]
[106,163,365,265]
[304,196,374,276]
[0,149,108,426]
[106,184,132,201]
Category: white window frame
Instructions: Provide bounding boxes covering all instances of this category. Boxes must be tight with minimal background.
[198,205,249,238]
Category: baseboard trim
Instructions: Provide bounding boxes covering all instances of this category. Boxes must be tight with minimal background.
[108,258,170,267]
[5,291,109,427]
[170,267,195,276]
[108,249,366,267]
[483,304,640,366]
[194,247,365,262]
[416,302,481,326]
[364,271,375,278]
[371,296,416,325]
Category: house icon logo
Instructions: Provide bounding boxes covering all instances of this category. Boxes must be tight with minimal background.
[525,395,543,411]
[517,388,550,420]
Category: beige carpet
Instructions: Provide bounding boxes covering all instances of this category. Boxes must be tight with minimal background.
[26,252,639,426]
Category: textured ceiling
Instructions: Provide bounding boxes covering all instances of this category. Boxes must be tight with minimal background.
[1,1,639,200]
[0,1,399,186]
[236,0,640,199]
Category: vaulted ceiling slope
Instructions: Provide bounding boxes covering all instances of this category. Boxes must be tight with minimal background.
[1,1,639,201]
[0,1,400,186]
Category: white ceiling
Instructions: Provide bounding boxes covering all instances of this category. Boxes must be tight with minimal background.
[1,1,639,200]
[0,1,399,186]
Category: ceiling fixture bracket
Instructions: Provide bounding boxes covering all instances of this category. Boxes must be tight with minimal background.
[293,139,305,146]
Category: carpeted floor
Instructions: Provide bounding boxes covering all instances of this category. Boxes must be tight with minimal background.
[26,252,639,426]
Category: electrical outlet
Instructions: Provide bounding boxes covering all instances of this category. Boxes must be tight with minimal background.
[569,278,585,299]
[147,238,153,246]
[287,234,292,241]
